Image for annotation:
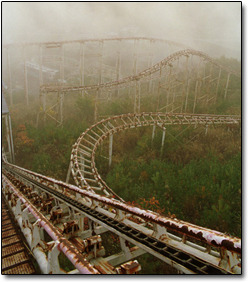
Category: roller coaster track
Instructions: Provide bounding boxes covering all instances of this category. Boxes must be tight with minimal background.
[3,37,187,49]
[2,112,241,274]
[70,112,240,198]
[2,37,241,274]
[2,159,241,274]
[41,48,239,93]
[37,45,240,125]
[2,195,37,274]
[4,37,240,126]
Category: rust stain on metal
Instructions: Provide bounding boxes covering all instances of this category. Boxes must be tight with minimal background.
[2,163,241,255]
[2,175,100,275]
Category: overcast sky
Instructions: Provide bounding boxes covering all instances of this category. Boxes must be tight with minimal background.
[2,2,241,57]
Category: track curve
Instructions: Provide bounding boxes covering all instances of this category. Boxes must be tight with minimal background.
[42,48,240,93]
[70,112,240,200]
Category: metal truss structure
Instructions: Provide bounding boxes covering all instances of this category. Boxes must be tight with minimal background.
[2,157,241,274]
[2,112,241,274]
[3,37,185,106]
[69,112,240,197]
[2,37,241,275]
[39,49,239,125]
[3,37,240,126]
[2,94,15,163]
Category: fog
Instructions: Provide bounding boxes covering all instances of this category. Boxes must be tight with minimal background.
[2,2,241,58]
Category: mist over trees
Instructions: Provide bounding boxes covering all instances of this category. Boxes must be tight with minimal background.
[2,2,241,274]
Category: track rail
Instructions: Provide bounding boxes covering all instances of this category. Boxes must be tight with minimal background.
[41,49,239,93]
[2,36,241,274]
[2,173,100,274]
[2,160,241,274]
[3,37,187,49]
[70,112,240,198]
[2,195,37,274]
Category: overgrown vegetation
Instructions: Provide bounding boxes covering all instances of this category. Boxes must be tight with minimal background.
[5,55,241,272]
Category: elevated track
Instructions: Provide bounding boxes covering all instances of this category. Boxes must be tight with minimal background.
[2,37,241,274]
[2,162,241,274]
[2,195,37,274]
[69,112,240,198]
[2,112,241,274]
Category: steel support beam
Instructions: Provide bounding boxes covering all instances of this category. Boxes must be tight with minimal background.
[224,73,231,99]
[23,47,29,106]
[152,124,156,141]
[4,115,12,163]
[161,127,166,154]
[8,114,15,163]
[60,44,65,82]
[134,81,141,114]
[109,134,113,167]
[215,67,222,102]
[39,45,43,86]
[6,48,13,106]
[80,43,85,96]
[115,45,121,97]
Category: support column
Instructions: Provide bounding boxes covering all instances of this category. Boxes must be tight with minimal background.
[119,237,132,261]
[5,115,12,163]
[193,59,202,113]
[99,41,103,85]
[59,91,64,126]
[78,216,85,232]
[6,48,13,106]
[129,39,138,99]
[109,133,113,167]
[133,39,138,75]
[182,56,189,113]
[66,162,71,183]
[134,80,141,114]
[224,73,231,99]
[166,66,172,113]
[8,114,15,163]
[42,91,47,123]
[193,80,199,113]
[148,39,154,94]
[205,125,209,135]
[94,88,100,122]
[39,45,43,87]
[184,79,191,113]
[156,66,162,111]
[206,64,213,105]
[60,44,65,82]
[161,128,166,154]
[115,43,121,97]
[152,124,156,142]
[215,67,222,102]
[23,47,29,106]
[80,43,85,96]
[47,243,61,274]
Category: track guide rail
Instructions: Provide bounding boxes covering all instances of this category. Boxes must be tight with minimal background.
[2,162,241,274]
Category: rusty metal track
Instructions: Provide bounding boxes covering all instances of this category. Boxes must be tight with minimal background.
[1,195,38,274]
[70,112,240,199]
[2,176,100,274]
[3,37,187,49]
[2,171,225,274]
[41,49,239,93]
[2,165,241,274]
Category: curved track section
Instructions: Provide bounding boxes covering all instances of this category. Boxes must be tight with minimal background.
[2,161,241,274]
[70,112,240,199]
[42,49,239,93]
